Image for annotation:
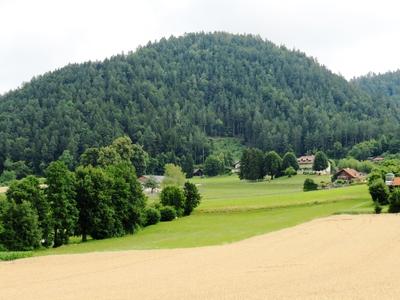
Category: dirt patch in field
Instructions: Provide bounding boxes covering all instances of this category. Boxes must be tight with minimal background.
[2,214,400,299]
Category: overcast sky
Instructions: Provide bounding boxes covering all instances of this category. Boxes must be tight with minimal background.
[1,0,400,94]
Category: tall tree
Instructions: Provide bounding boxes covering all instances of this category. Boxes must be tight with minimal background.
[204,155,224,177]
[181,155,194,178]
[131,144,149,177]
[6,176,53,246]
[75,166,115,241]
[313,151,329,171]
[239,148,265,180]
[45,161,78,247]
[162,164,186,187]
[282,152,299,171]
[183,181,201,216]
[106,163,146,234]
[265,151,282,179]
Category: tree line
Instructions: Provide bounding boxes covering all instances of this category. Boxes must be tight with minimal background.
[0,136,201,251]
[239,148,329,180]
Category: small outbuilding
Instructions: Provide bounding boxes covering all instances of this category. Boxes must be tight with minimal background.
[232,161,241,173]
[193,168,204,177]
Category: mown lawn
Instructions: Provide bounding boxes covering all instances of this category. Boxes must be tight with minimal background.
[33,174,372,257]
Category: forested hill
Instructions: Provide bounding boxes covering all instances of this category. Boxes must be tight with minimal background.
[1,32,400,173]
[352,70,400,101]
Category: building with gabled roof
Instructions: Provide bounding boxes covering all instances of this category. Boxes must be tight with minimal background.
[335,168,364,181]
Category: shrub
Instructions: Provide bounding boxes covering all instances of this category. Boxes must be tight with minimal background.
[389,188,400,213]
[160,206,177,221]
[374,203,382,214]
[368,179,389,205]
[160,186,185,216]
[334,179,346,185]
[284,167,297,177]
[303,178,318,192]
[144,207,161,226]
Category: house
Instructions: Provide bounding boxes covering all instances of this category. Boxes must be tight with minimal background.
[297,155,314,172]
[335,168,364,182]
[193,168,204,177]
[297,155,331,175]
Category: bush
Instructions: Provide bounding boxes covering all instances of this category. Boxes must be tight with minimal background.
[334,179,346,185]
[160,206,177,221]
[389,188,400,213]
[368,179,389,205]
[144,207,161,226]
[160,186,185,216]
[303,178,318,192]
[284,167,297,177]
[374,203,382,214]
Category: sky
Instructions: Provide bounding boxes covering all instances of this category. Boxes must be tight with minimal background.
[1,0,400,94]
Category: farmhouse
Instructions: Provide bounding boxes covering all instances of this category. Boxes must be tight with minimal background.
[297,155,331,175]
[297,155,314,172]
[335,168,364,182]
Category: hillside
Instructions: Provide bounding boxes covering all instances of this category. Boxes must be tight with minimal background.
[352,70,400,101]
[1,32,399,173]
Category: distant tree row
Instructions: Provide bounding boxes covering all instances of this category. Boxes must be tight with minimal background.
[239,149,300,180]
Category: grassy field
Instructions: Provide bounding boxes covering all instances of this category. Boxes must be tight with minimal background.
[33,174,372,257]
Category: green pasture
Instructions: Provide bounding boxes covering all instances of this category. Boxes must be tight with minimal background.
[33,174,372,257]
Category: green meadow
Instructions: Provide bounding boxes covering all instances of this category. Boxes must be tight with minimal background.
[33,174,372,257]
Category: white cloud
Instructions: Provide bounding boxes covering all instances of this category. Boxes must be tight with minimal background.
[1,0,400,93]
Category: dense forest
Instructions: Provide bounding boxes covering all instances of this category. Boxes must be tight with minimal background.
[352,70,400,101]
[1,32,400,174]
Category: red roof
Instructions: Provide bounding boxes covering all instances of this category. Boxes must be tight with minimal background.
[297,155,315,164]
[337,168,362,179]
[392,177,400,186]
